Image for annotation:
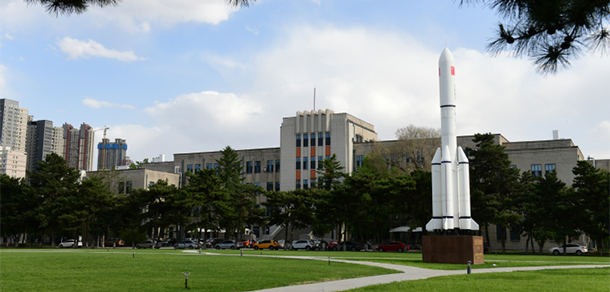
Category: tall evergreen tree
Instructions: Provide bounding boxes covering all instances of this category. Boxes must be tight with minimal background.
[27,153,81,247]
[572,161,609,253]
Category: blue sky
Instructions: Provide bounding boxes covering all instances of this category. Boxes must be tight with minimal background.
[1,0,609,166]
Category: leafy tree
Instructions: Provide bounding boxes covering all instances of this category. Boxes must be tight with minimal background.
[408,169,433,232]
[0,175,35,246]
[467,133,521,248]
[571,161,609,253]
[462,0,610,73]
[27,153,81,247]
[184,169,232,240]
[77,176,114,247]
[136,180,184,241]
[129,158,149,169]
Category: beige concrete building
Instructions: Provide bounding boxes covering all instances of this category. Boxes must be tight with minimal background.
[0,146,28,179]
[0,99,29,153]
[86,168,180,195]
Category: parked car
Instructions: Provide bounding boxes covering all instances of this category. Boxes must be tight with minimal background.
[292,240,318,251]
[215,240,243,250]
[105,238,125,247]
[548,243,588,255]
[205,238,223,248]
[253,240,280,250]
[327,240,339,250]
[376,241,406,252]
[136,240,156,249]
[59,239,82,248]
[155,238,177,248]
[331,241,363,251]
[174,239,201,249]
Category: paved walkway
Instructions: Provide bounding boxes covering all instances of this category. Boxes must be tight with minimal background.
[240,255,609,292]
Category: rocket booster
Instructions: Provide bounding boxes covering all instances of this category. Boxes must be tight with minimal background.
[426,48,479,232]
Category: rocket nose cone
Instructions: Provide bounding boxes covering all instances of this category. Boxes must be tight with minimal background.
[439,48,454,64]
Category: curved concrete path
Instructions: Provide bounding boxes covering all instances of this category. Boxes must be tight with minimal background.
[241,255,609,292]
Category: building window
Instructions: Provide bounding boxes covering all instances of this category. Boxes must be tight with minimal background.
[276,160,280,172]
[296,157,301,170]
[311,159,316,169]
[195,164,201,173]
[118,182,125,194]
[510,230,521,241]
[356,155,364,168]
[275,182,280,191]
[310,179,316,187]
[531,164,542,177]
[267,160,274,172]
[267,182,274,191]
[303,134,309,147]
[496,225,507,240]
[296,180,301,189]
[303,179,309,190]
[311,134,316,146]
[246,161,253,173]
[296,134,301,147]
[545,164,556,174]
[187,164,193,173]
[303,157,308,170]
[325,132,331,145]
[318,133,323,146]
[149,181,155,187]
[206,163,213,169]
[318,156,324,169]
[254,161,261,173]
[126,181,133,194]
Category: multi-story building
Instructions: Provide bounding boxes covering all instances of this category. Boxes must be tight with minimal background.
[26,119,64,173]
[97,138,128,170]
[0,146,28,179]
[0,99,29,153]
[63,122,95,171]
[280,109,378,191]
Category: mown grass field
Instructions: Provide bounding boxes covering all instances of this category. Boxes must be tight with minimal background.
[1,248,608,292]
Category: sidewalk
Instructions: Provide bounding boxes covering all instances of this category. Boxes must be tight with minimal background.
[245,256,610,292]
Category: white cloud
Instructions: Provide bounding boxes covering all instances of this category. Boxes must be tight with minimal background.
[3,33,15,40]
[57,37,145,62]
[82,98,136,110]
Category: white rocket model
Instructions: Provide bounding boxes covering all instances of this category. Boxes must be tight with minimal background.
[426,48,479,232]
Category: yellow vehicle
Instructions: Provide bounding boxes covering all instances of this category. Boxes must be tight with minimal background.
[253,240,280,250]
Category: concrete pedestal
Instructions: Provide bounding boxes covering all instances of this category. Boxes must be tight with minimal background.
[422,235,484,264]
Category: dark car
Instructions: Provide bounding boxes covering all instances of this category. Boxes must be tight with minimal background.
[331,241,363,251]
[155,238,177,248]
[376,241,406,252]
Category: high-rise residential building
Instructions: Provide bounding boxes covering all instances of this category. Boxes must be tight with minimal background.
[0,98,29,153]
[26,118,65,173]
[97,138,128,170]
[0,146,27,179]
[63,122,95,171]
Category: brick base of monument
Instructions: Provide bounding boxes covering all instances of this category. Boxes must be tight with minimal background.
[422,235,484,264]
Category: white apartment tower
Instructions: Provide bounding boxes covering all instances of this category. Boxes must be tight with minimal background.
[0,99,29,153]
[280,109,377,191]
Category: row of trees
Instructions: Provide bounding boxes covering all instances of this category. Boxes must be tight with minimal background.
[2,136,608,253]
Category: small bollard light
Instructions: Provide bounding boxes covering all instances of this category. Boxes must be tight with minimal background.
[467,261,471,274]
[182,272,190,289]
[328,256,331,266]
[241,249,243,257]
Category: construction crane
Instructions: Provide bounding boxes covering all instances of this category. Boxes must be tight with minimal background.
[93,126,110,170]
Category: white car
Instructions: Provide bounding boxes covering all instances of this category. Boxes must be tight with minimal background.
[214,240,243,250]
[59,239,82,248]
[291,240,317,251]
[548,243,587,255]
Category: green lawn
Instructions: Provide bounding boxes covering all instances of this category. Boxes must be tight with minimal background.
[0,249,396,292]
[1,249,608,292]
[347,268,610,292]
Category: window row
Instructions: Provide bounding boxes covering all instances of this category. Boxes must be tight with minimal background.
[295,179,316,190]
[246,160,280,173]
[118,181,133,194]
[296,133,331,147]
[531,163,556,177]
[296,156,330,170]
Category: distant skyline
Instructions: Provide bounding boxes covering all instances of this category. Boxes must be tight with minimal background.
[1,0,608,169]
